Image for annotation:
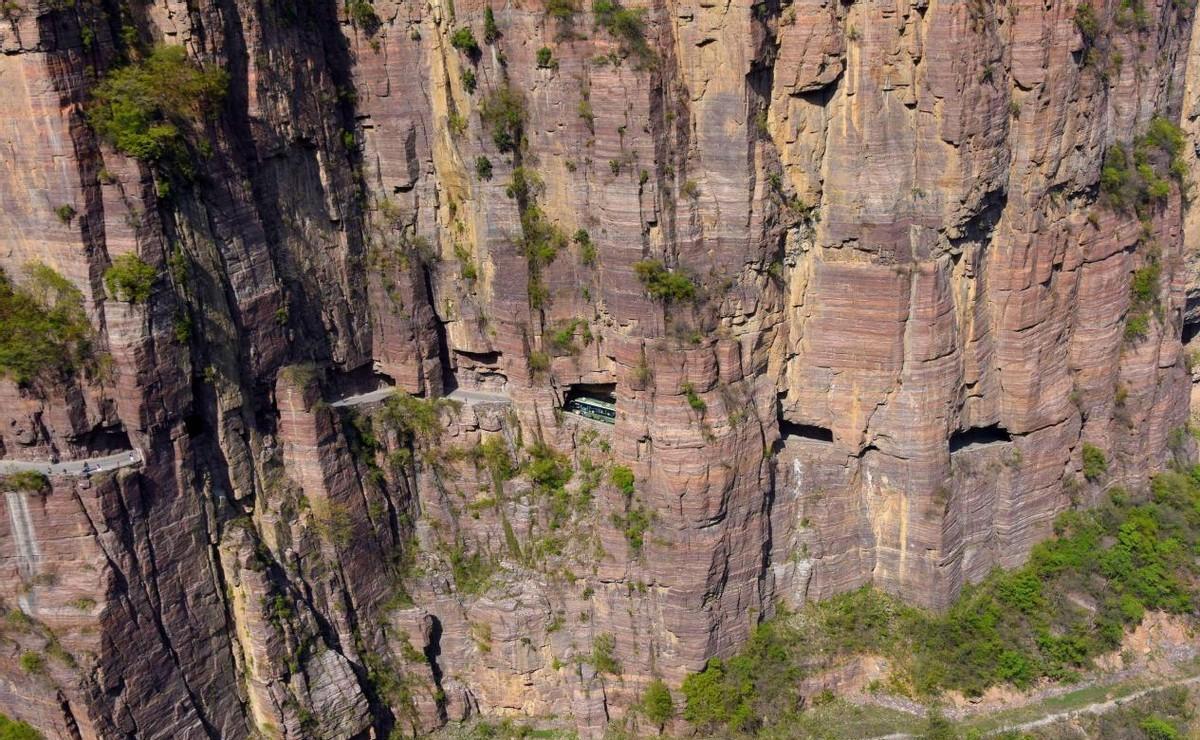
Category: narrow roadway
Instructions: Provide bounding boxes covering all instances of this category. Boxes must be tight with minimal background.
[0,386,511,479]
[0,449,143,477]
[446,387,511,405]
[330,386,511,408]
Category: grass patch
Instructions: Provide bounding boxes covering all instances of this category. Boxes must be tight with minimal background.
[0,471,50,494]
[0,713,42,739]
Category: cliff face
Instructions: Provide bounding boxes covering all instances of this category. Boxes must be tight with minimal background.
[0,0,1196,737]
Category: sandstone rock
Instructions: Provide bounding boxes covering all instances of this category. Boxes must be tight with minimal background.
[0,0,1196,737]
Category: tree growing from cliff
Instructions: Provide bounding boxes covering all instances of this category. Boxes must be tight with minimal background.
[450,27,480,58]
[593,0,651,61]
[0,264,91,384]
[1100,116,1186,215]
[480,84,526,153]
[1082,443,1108,481]
[642,679,674,730]
[483,6,500,42]
[346,0,380,33]
[634,259,696,303]
[104,254,158,304]
[87,45,227,177]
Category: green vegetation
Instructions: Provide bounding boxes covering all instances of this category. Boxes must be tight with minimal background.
[642,679,675,729]
[546,0,578,23]
[0,471,50,494]
[610,465,635,497]
[1082,443,1108,481]
[608,463,649,553]
[680,381,706,412]
[54,204,76,224]
[526,441,575,528]
[104,254,157,303]
[1101,117,1186,215]
[0,264,91,384]
[377,391,460,444]
[461,68,477,93]
[1126,261,1161,343]
[448,543,496,596]
[528,350,550,375]
[508,172,567,309]
[480,84,526,153]
[483,6,499,43]
[634,259,696,303]
[546,318,590,355]
[0,714,42,740]
[347,0,380,32]
[1131,262,1162,306]
[1075,3,1100,43]
[592,632,620,674]
[475,155,492,180]
[18,652,44,675]
[450,27,480,56]
[682,467,1200,735]
[611,502,651,554]
[593,0,650,61]
[577,97,594,131]
[87,45,227,176]
[574,229,596,266]
[473,436,516,493]
[536,46,555,68]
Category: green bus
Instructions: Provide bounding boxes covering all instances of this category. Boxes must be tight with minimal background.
[565,396,616,424]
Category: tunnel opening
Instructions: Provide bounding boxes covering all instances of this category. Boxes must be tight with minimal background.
[74,424,133,455]
[563,383,617,424]
[779,419,834,443]
[949,424,1012,453]
[450,348,507,392]
[184,413,209,438]
[330,363,394,398]
[1183,319,1200,345]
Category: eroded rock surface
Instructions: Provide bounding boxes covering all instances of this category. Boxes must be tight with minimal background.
[0,0,1197,737]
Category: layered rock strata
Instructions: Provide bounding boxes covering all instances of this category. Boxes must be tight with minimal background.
[0,0,1197,737]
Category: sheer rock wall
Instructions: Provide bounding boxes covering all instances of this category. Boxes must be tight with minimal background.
[0,0,1197,737]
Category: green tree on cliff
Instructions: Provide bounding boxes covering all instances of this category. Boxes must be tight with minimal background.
[87,45,227,176]
[0,263,91,384]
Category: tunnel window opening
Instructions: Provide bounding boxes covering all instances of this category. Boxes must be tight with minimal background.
[1183,321,1200,345]
[454,349,501,364]
[563,383,617,424]
[75,425,132,454]
[451,349,507,393]
[332,364,394,398]
[949,424,1012,453]
[184,414,209,438]
[779,419,834,443]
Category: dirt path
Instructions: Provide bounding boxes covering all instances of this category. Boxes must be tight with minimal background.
[859,669,1200,739]
[979,673,1200,736]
